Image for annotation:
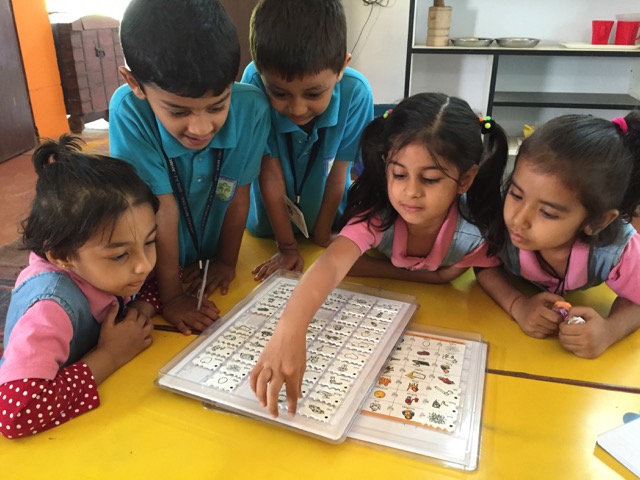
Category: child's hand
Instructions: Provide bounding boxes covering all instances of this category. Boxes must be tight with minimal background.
[97,303,154,368]
[511,292,565,338]
[185,261,236,296]
[163,293,220,335]
[252,250,304,281]
[250,327,306,418]
[558,307,612,358]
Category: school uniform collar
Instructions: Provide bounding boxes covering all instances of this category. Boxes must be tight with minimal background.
[155,86,241,158]
[273,81,341,135]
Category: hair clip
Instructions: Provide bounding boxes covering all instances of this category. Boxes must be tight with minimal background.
[479,116,493,134]
[612,117,628,134]
[383,109,393,119]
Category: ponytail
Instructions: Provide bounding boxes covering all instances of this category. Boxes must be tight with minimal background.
[465,117,510,256]
[620,110,640,222]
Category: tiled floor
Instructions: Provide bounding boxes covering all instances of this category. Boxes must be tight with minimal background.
[0,125,110,247]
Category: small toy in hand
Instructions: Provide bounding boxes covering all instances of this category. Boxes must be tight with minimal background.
[552,301,585,325]
[567,316,586,325]
[552,301,572,320]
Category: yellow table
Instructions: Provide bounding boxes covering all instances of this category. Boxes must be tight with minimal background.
[2,233,639,479]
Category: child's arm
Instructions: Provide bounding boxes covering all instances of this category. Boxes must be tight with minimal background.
[155,194,219,335]
[252,156,304,281]
[313,161,350,247]
[0,303,153,439]
[349,255,467,283]
[185,184,251,297]
[250,236,362,417]
[559,297,640,358]
[474,266,564,338]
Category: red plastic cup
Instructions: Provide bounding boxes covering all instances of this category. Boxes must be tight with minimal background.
[592,20,614,45]
[614,20,640,45]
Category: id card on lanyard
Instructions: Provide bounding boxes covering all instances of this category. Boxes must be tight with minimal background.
[164,149,224,272]
[285,129,325,238]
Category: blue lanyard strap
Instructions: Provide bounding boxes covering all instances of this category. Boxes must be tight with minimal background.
[164,149,224,269]
[285,129,325,205]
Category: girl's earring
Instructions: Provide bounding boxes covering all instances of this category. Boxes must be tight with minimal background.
[584,225,594,236]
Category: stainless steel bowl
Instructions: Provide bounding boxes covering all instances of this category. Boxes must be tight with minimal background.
[495,37,540,48]
[450,37,494,47]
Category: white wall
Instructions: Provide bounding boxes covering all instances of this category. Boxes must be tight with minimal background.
[344,0,640,104]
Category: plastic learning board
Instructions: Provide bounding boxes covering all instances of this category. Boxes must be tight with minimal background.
[349,325,488,471]
[157,271,418,443]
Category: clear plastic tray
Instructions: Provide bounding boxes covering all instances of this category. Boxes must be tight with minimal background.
[156,270,418,443]
[348,324,488,471]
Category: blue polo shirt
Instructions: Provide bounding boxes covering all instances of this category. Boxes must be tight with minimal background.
[241,63,373,237]
[109,82,270,266]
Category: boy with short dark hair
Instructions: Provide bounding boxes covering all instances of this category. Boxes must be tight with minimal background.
[242,0,374,281]
[109,0,270,335]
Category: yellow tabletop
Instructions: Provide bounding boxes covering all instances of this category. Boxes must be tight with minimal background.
[2,232,639,479]
[1,331,637,479]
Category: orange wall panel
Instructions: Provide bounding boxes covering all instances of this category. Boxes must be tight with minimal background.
[12,0,68,137]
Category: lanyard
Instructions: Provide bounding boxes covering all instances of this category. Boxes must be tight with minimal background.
[164,149,223,270]
[285,129,325,205]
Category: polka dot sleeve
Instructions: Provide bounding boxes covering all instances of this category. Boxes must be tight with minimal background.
[0,362,100,439]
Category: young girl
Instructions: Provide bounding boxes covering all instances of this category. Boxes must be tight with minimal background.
[475,113,640,359]
[0,136,159,439]
[250,93,509,417]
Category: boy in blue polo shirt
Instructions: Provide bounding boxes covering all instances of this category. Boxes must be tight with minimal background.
[242,0,374,281]
[109,0,270,335]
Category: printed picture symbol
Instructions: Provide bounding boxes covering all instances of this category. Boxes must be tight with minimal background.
[373,390,386,398]
[407,382,419,392]
[343,352,359,360]
[404,395,419,406]
[369,402,382,412]
[217,376,229,384]
[240,353,255,361]
[432,399,441,409]
[309,404,325,414]
[402,409,415,420]
[384,365,394,374]
[338,363,348,372]
[227,364,241,372]
[422,341,431,348]
[440,364,450,374]
[438,376,455,385]
[378,376,391,386]
[333,324,343,331]
[435,386,454,396]
[417,350,430,356]
[329,375,343,386]
[442,353,458,364]
[223,334,237,341]
[316,390,332,399]
[428,412,446,425]
[260,330,273,337]
[412,359,430,367]
[405,371,426,380]
[309,354,320,364]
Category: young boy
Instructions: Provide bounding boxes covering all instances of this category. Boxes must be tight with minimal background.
[109,0,270,335]
[242,0,374,281]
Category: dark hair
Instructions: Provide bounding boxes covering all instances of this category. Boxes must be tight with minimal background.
[22,135,160,262]
[493,112,640,247]
[341,93,509,255]
[249,0,347,80]
[120,0,240,97]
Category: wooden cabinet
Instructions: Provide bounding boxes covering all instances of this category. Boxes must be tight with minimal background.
[50,15,125,133]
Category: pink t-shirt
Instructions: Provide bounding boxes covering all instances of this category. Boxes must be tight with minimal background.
[0,253,127,384]
[339,204,500,271]
[517,234,640,304]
